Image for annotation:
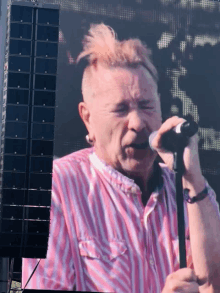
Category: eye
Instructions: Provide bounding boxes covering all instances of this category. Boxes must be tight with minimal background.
[114,104,129,114]
[138,101,154,110]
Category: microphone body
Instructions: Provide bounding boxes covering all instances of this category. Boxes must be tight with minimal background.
[149,120,198,152]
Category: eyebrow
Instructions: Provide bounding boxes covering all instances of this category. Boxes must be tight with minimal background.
[113,99,151,107]
[113,101,128,109]
[138,99,151,104]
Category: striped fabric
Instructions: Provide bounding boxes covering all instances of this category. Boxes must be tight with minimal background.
[22,147,219,292]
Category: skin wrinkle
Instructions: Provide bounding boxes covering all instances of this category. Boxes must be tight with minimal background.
[79,65,162,198]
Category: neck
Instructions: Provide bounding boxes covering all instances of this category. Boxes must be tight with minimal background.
[128,162,155,194]
[131,161,161,205]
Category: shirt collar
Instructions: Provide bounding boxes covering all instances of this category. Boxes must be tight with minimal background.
[89,148,164,197]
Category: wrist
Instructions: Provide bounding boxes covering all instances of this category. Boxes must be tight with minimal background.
[184,186,209,204]
[182,175,206,197]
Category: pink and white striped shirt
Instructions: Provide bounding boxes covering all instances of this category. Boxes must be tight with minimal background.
[22,147,219,292]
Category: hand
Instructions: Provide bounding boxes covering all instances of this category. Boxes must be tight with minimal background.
[151,116,205,193]
[162,268,199,293]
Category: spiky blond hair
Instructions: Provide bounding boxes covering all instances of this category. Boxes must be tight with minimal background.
[77,23,158,101]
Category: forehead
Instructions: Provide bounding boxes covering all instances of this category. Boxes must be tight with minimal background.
[94,65,158,101]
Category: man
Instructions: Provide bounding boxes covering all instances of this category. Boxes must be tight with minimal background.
[22,23,220,292]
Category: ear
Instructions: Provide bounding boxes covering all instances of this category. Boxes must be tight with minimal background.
[78,101,93,136]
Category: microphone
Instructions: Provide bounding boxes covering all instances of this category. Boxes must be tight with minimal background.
[149,120,198,152]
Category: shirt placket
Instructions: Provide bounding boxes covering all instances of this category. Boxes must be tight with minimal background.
[143,192,161,292]
[128,188,147,293]
[144,193,158,244]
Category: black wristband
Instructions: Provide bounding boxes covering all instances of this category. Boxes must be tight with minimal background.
[183,186,209,204]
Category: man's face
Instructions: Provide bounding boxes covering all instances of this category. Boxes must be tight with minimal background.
[79,65,162,179]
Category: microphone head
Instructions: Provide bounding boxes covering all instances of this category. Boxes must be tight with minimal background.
[181,120,198,137]
[148,120,198,153]
[148,131,158,151]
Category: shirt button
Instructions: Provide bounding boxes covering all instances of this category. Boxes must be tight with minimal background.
[103,255,108,261]
[149,257,154,266]
[131,187,137,193]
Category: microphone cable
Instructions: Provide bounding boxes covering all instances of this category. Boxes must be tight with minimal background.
[21,259,41,292]
[9,259,41,292]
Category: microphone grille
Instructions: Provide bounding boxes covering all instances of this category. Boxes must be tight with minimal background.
[149,131,158,151]
[181,121,198,137]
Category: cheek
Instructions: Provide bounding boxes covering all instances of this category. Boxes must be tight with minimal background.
[91,113,125,147]
[93,120,115,146]
[150,103,162,128]
[111,121,127,144]
[90,112,109,135]
[150,117,162,132]
[155,112,162,127]
[156,100,162,119]
[104,127,126,156]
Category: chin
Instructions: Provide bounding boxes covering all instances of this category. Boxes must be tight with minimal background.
[123,155,156,175]
[122,160,149,175]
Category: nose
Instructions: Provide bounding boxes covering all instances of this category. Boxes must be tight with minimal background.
[128,110,145,132]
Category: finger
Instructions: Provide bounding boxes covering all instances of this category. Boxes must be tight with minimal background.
[151,116,186,150]
[157,116,186,136]
[185,133,199,149]
[171,280,199,293]
[173,268,198,283]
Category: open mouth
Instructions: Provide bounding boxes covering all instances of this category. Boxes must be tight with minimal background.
[129,141,149,149]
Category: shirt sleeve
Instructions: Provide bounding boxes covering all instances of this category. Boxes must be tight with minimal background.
[22,165,76,290]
